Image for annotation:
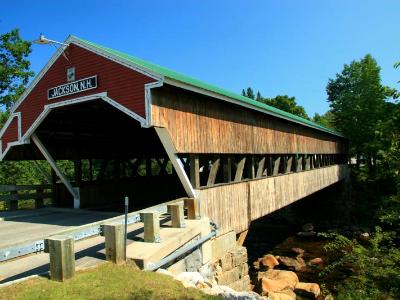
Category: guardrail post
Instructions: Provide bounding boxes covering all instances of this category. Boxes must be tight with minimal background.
[45,235,75,281]
[102,223,125,264]
[140,212,161,243]
[184,198,200,220]
[168,202,186,228]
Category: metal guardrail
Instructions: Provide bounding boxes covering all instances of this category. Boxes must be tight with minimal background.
[0,198,182,262]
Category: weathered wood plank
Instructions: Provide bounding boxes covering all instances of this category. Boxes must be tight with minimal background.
[234,157,246,182]
[207,158,220,186]
[189,155,200,188]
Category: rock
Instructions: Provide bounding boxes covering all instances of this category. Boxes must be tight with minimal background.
[175,271,204,288]
[278,256,306,271]
[269,289,296,300]
[302,223,314,232]
[199,263,213,282]
[259,269,299,295]
[324,295,334,300]
[308,258,323,266]
[295,282,321,298]
[297,231,316,237]
[156,268,174,277]
[203,284,268,299]
[259,254,279,269]
[360,232,370,240]
[291,247,305,257]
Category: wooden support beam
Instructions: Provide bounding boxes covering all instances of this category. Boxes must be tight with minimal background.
[296,155,303,172]
[305,155,311,170]
[207,158,220,186]
[267,155,273,176]
[35,187,44,209]
[32,134,80,208]
[247,156,255,179]
[98,159,109,180]
[234,157,246,182]
[222,156,232,183]
[285,156,293,173]
[273,156,281,176]
[103,223,125,265]
[237,230,248,247]
[45,235,75,281]
[189,154,200,188]
[256,157,266,178]
[141,212,161,243]
[168,202,186,228]
[184,198,200,220]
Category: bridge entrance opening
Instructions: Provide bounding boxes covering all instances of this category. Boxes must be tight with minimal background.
[4,99,186,212]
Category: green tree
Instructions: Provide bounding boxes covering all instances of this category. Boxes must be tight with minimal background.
[246,87,255,99]
[259,95,310,119]
[0,28,33,110]
[326,54,386,168]
[312,110,335,130]
[256,91,262,101]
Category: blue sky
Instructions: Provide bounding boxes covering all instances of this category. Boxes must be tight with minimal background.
[1,0,399,116]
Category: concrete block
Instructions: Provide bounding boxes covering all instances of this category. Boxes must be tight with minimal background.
[185,249,202,272]
[215,266,240,285]
[230,246,248,267]
[167,259,187,276]
[211,231,236,261]
[228,275,251,291]
[219,251,234,271]
[238,262,249,278]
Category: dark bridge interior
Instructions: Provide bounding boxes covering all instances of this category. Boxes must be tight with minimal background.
[6,99,186,211]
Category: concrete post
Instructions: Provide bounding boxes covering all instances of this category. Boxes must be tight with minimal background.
[103,223,125,264]
[140,212,161,243]
[184,198,200,220]
[168,202,186,228]
[45,235,75,281]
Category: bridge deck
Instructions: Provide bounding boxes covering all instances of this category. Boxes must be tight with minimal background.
[0,208,118,249]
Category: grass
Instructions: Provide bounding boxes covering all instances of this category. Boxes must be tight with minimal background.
[0,262,221,300]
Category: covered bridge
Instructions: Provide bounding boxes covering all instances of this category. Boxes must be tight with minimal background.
[0,36,348,235]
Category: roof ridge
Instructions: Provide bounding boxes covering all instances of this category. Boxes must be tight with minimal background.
[72,36,343,137]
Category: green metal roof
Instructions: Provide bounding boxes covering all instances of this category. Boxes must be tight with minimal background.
[73,36,343,138]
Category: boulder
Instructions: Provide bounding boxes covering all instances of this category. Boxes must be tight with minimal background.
[295,282,321,298]
[175,271,204,288]
[302,223,314,232]
[308,258,323,266]
[202,284,268,299]
[259,269,299,295]
[291,247,305,257]
[268,289,296,300]
[297,231,316,237]
[259,254,279,269]
[278,256,306,271]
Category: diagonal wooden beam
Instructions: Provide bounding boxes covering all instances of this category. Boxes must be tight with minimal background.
[273,156,281,176]
[285,156,293,173]
[256,157,266,178]
[234,157,246,182]
[207,158,220,186]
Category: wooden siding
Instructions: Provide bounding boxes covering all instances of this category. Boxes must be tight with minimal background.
[198,164,349,235]
[151,86,347,154]
[3,44,156,149]
[1,117,18,153]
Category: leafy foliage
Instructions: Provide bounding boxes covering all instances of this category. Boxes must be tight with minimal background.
[326,54,388,167]
[312,110,335,130]
[0,28,34,109]
[242,87,310,119]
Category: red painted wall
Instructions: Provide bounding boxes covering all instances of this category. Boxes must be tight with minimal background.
[1,43,156,155]
[1,117,18,153]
